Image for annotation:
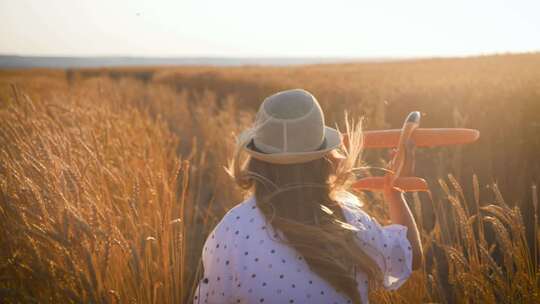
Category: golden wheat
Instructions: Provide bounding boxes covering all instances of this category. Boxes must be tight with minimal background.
[1,53,539,303]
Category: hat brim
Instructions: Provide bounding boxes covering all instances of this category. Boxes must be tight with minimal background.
[238,126,342,165]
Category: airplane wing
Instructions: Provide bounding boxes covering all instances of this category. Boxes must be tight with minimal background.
[344,128,480,148]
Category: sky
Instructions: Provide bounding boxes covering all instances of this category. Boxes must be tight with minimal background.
[1,0,540,58]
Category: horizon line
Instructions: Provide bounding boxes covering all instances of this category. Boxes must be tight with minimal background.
[2,50,540,60]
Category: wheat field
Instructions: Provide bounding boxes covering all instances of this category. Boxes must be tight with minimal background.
[1,53,539,303]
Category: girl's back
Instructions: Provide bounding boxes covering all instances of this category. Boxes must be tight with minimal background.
[192,89,421,304]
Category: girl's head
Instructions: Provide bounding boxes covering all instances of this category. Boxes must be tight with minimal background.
[230,89,382,304]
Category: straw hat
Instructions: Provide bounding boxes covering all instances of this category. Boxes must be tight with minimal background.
[238,89,342,164]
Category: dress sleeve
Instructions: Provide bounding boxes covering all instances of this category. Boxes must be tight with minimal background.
[339,196,413,290]
[193,212,239,304]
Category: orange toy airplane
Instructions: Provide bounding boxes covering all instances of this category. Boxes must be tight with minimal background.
[348,111,480,193]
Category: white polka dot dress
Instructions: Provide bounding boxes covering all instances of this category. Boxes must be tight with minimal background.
[193,192,413,304]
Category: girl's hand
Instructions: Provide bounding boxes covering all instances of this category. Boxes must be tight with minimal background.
[383,138,416,197]
[381,140,423,270]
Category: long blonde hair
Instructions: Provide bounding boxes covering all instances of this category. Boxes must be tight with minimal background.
[228,116,381,304]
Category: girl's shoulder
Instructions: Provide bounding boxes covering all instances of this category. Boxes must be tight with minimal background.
[333,190,364,208]
[333,190,365,214]
[333,191,375,226]
[202,195,270,264]
[219,195,258,226]
[204,195,260,244]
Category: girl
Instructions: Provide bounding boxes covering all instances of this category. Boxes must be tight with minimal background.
[193,89,422,304]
